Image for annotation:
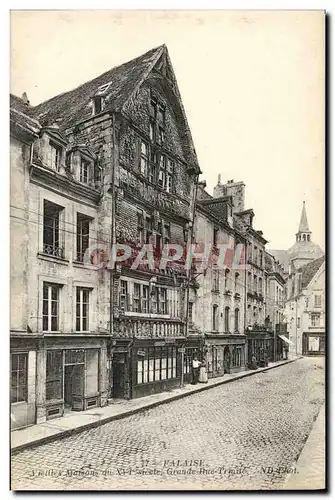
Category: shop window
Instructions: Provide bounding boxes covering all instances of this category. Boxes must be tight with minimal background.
[86,349,99,396]
[76,214,90,262]
[46,350,63,400]
[137,346,176,385]
[43,200,64,258]
[314,295,322,308]
[11,353,27,403]
[43,282,61,332]
[65,349,85,365]
[49,141,62,171]
[225,306,230,333]
[76,287,90,331]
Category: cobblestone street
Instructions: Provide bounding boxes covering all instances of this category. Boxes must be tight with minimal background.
[11,357,325,491]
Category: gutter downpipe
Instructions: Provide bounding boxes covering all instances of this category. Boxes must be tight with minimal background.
[181,171,199,388]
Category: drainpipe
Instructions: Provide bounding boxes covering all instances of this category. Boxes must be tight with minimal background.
[181,171,199,387]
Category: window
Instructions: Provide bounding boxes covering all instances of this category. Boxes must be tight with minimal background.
[157,104,166,125]
[311,313,321,327]
[158,155,166,188]
[150,97,157,118]
[224,268,230,289]
[188,302,193,323]
[166,159,174,193]
[157,287,167,314]
[248,272,252,292]
[140,141,149,176]
[149,120,155,142]
[314,295,322,308]
[133,283,141,313]
[234,308,239,333]
[164,223,171,246]
[11,354,27,403]
[119,280,128,312]
[260,251,263,267]
[46,350,63,401]
[148,151,157,184]
[212,269,219,292]
[76,214,90,262]
[43,283,61,332]
[43,200,64,258]
[50,142,62,171]
[254,246,258,264]
[259,278,263,295]
[137,212,144,244]
[213,228,219,247]
[137,346,176,385]
[80,158,90,184]
[158,127,165,144]
[253,275,257,293]
[212,304,218,331]
[225,306,230,333]
[76,287,90,331]
[93,96,103,115]
[145,216,152,244]
[155,222,162,254]
[142,285,149,313]
[235,272,239,290]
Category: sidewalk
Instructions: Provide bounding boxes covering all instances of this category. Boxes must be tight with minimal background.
[283,403,325,490]
[11,357,298,454]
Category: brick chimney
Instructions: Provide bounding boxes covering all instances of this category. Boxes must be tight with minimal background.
[214,178,245,214]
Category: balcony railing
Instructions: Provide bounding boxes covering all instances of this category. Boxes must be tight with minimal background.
[43,243,65,259]
[113,317,185,338]
[119,293,181,318]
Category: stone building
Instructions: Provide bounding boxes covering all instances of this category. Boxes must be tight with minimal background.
[10,45,201,429]
[191,181,248,377]
[284,256,325,356]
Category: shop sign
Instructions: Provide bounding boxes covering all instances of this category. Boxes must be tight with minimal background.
[154,341,165,347]
[137,350,146,357]
[178,348,185,353]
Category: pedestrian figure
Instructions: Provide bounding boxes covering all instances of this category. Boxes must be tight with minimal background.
[199,359,208,383]
[191,356,201,384]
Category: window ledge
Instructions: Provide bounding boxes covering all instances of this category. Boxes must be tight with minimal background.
[73,261,99,271]
[38,253,69,265]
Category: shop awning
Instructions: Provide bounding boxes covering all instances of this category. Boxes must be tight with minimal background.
[278,334,295,346]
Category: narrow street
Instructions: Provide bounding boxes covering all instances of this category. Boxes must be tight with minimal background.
[11,357,325,491]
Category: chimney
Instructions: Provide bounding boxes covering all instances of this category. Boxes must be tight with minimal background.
[198,180,207,189]
[213,173,226,198]
[221,179,245,213]
[21,92,30,106]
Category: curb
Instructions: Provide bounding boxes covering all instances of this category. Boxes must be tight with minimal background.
[11,357,299,455]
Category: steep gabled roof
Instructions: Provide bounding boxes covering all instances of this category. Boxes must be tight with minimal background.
[32,45,165,129]
[299,256,325,289]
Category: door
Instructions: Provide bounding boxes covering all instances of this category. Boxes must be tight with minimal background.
[223,346,231,374]
[113,361,125,399]
[64,364,84,408]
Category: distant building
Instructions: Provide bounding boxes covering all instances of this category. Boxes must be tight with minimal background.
[270,201,324,276]
[284,256,325,356]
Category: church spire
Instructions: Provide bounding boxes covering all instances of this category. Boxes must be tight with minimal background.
[298,201,310,232]
[296,201,311,242]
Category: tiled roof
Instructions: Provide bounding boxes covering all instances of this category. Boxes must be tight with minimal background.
[10,94,41,139]
[32,45,164,129]
[299,256,325,289]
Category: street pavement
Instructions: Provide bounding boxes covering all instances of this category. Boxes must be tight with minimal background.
[11,356,325,491]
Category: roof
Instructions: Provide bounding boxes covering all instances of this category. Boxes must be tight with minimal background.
[299,256,325,289]
[298,201,310,233]
[10,94,41,140]
[269,249,290,272]
[32,45,164,129]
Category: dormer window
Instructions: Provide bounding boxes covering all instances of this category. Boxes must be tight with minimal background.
[80,158,90,184]
[50,141,62,172]
[93,96,103,115]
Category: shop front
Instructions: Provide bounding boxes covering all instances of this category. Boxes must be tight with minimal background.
[204,334,247,378]
[10,335,38,430]
[246,330,273,367]
[302,332,325,356]
[39,336,108,422]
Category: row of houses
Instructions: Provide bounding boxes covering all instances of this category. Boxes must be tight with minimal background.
[10,45,288,430]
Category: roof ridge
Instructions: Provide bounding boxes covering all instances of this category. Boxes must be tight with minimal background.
[32,45,165,110]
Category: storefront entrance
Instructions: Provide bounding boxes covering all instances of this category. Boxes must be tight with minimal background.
[112,356,125,399]
[64,364,84,410]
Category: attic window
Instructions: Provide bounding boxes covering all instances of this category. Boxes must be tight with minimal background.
[93,96,103,115]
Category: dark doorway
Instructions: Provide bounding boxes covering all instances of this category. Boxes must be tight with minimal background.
[112,359,125,399]
[64,364,84,409]
[223,346,231,374]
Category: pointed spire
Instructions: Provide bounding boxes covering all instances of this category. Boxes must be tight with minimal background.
[298,201,310,233]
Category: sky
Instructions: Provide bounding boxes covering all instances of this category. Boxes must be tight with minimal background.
[10,10,325,250]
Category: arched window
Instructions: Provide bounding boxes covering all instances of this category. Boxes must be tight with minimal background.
[225,306,230,332]
[303,234,306,241]
[224,268,230,289]
[234,308,239,333]
[307,234,311,241]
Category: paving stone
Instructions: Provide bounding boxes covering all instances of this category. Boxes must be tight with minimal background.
[11,357,324,491]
